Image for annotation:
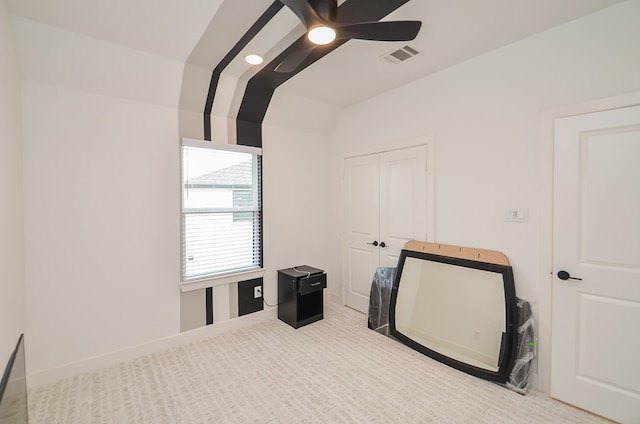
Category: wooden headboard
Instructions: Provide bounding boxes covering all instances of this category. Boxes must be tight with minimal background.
[403,240,510,266]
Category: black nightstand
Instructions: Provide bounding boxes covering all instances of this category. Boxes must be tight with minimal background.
[277,266,326,329]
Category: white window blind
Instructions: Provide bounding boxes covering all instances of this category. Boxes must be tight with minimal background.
[181,140,262,281]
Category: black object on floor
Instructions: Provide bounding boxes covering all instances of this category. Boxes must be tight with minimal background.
[277,266,326,329]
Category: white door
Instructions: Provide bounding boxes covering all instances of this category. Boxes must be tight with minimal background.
[379,147,428,268]
[344,153,381,313]
[551,105,640,424]
[343,145,428,313]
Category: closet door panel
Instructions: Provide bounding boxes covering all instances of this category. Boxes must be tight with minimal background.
[343,145,428,313]
[379,146,428,268]
[343,154,380,313]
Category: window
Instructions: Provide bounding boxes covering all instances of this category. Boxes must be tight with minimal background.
[232,189,253,222]
[181,140,262,281]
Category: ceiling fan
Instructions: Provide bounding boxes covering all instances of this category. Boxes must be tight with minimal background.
[275,0,422,73]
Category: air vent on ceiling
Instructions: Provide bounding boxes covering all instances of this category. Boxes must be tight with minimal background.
[382,45,420,64]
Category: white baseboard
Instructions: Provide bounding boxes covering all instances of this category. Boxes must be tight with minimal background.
[28,307,277,388]
[528,371,541,394]
[327,290,342,305]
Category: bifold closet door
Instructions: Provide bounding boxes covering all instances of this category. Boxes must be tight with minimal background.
[343,153,380,313]
[343,145,427,313]
[378,147,428,269]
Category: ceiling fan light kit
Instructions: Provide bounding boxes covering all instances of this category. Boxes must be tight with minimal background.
[276,0,422,73]
[308,26,336,45]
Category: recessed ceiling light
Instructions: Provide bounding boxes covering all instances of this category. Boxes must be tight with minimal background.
[308,26,336,45]
[245,54,264,65]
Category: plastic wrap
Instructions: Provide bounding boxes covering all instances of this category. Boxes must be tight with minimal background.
[504,297,535,395]
[367,266,535,395]
[367,267,396,337]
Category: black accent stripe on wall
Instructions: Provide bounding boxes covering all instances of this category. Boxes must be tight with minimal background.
[238,278,264,316]
[235,0,410,147]
[201,3,281,324]
[203,1,283,141]
[205,287,213,325]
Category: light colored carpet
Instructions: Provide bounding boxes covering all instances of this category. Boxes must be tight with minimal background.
[28,302,612,423]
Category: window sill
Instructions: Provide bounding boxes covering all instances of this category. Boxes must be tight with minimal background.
[179,268,265,292]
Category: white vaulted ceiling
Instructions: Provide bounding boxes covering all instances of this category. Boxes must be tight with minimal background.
[7,0,626,109]
[6,0,226,62]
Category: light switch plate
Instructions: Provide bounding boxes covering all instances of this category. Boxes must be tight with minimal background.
[504,208,529,223]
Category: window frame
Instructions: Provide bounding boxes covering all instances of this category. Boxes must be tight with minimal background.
[179,138,264,292]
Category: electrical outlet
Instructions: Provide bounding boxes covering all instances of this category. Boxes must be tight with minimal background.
[254,286,262,299]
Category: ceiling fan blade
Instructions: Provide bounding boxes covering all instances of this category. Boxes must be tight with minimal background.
[336,21,422,42]
[275,42,316,73]
[279,0,322,28]
[308,0,336,21]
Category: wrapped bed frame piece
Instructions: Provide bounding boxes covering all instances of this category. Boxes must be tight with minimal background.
[505,297,535,394]
[367,267,396,337]
[368,245,535,395]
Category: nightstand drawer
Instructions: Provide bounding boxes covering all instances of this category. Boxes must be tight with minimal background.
[298,273,327,295]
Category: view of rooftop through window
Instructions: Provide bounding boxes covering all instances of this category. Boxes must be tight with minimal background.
[182,144,262,281]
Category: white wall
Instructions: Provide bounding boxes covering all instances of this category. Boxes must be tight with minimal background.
[0,0,25,369]
[21,82,182,374]
[12,17,184,108]
[15,13,336,376]
[329,0,640,391]
[261,123,334,300]
[13,18,185,375]
[261,89,340,300]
